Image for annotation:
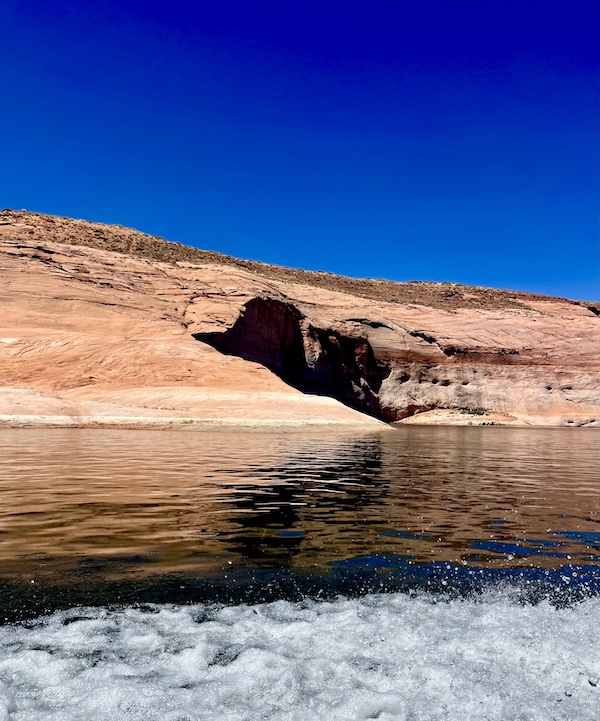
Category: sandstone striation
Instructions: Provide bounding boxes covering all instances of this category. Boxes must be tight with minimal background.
[1,209,598,428]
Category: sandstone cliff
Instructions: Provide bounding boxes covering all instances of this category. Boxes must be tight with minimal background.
[1,209,598,428]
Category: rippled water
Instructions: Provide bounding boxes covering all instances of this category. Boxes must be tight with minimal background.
[0,427,599,719]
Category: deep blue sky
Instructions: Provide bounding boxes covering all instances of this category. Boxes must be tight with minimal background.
[1,1,598,299]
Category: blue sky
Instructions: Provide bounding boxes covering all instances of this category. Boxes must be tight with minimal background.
[1,1,598,299]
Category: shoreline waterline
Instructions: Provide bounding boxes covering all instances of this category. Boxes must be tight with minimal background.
[1,413,597,429]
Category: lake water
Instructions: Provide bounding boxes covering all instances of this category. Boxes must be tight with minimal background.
[0,427,599,720]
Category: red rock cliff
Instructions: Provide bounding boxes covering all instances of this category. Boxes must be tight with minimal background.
[1,209,598,427]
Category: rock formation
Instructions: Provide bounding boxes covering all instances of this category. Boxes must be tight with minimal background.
[1,209,598,427]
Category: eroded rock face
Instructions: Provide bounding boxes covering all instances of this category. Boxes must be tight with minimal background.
[189,290,600,425]
[194,297,391,417]
[1,209,598,427]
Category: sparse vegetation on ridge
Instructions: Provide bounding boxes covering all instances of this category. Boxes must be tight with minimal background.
[2,208,598,313]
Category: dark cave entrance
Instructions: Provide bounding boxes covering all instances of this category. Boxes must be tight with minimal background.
[193,297,391,420]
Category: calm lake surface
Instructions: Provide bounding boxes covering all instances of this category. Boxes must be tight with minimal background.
[0,427,599,720]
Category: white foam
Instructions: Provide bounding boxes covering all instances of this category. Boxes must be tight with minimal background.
[0,592,599,720]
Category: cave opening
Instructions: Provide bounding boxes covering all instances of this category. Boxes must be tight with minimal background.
[193,297,391,421]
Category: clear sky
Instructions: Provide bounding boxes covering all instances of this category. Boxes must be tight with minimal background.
[1,0,598,299]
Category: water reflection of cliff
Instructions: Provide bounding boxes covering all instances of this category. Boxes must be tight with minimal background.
[0,428,598,585]
[210,433,386,567]
[213,427,600,571]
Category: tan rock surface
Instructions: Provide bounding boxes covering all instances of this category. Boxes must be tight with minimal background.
[0,216,384,429]
[1,209,598,427]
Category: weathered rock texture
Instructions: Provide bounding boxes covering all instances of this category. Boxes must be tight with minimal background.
[1,209,598,427]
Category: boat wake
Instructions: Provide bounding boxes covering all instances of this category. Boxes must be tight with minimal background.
[1,589,599,720]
